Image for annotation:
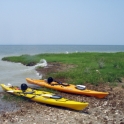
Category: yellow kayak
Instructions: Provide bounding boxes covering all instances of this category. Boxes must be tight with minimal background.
[26,77,109,98]
[0,83,88,111]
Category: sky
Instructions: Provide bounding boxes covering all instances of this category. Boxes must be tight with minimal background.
[0,0,124,45]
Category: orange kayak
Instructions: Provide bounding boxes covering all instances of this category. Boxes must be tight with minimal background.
[26,77,109,99]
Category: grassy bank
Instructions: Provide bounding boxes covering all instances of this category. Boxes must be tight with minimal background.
[2,52,124,86]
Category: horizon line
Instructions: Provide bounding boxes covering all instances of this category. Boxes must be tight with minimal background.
[0,44,124,46]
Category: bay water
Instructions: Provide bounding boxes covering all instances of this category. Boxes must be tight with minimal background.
[0,45,124,92]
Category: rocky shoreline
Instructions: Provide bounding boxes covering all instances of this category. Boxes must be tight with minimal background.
[0,62,124,124]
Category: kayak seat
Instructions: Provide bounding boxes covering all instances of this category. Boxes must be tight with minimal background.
[51,81,70,86]
[21,83,28,91]
[47,77,70,86]
[21,83,35,94]
[61,82,70,86]
[47,77,53,84]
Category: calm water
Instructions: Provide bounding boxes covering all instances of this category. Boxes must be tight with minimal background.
[0,45,124,91]
[0,45,124,56]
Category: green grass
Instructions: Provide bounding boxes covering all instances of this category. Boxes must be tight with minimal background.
[2,92,27,102]
[2,52,124,86]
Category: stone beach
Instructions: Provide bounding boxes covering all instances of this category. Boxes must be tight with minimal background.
[0,62,124,124]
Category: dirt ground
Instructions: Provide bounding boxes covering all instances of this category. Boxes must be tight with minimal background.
[0,62,124,124]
